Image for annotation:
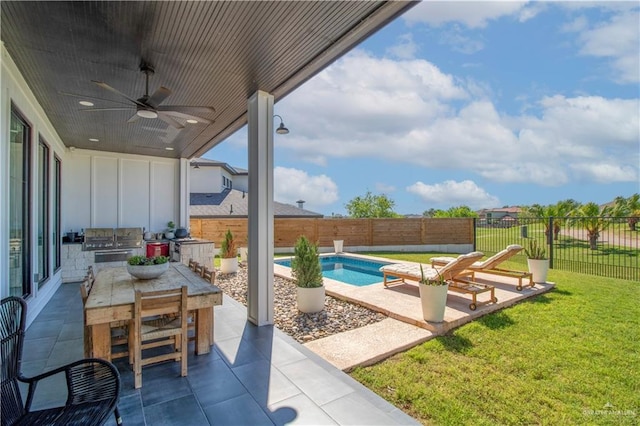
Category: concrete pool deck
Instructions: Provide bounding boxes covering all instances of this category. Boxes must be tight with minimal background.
[274,253,555,371]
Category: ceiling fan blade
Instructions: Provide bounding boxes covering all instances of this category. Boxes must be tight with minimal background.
[59,91,131,106]
[127,113,140,124]
[157,112,184,129]
[80,107,135,112]
[92,80,145,106]
[147,86,172,107]
[159,110,212,124]
[156,105,215,114]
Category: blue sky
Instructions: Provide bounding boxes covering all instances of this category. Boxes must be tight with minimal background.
[204,1,640,216]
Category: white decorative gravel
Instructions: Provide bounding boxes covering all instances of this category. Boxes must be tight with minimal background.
[214,264,387,344]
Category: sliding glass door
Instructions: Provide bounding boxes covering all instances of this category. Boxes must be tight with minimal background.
[53,155,62,272]
[37,137,50,288]
[9,108,31,298]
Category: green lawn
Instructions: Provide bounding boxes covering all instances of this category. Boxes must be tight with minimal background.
[351,252,640,425]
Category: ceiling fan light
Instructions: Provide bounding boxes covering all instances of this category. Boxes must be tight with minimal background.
[79,100,94,106]
[186,119,198,124]
[137,109,158,119]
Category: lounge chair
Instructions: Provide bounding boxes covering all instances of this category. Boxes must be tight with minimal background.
[430,244,533,291]
[380,251,497,310]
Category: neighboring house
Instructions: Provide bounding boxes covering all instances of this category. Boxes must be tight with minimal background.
[191,158,248,193]
[191,189,323,218]
[190,159,323,218]
[477,206,523,228]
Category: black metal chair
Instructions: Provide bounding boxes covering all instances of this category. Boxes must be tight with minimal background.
[1,296,122,425]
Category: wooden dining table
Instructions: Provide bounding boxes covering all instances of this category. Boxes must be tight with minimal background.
[85,262,223,361]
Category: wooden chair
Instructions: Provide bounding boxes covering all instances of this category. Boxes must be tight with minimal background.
[133,286,188,389]
[80,276,129,361]
[201,266,216,284]
[185,265,214,344]
[201,266,216,341]
[194,262,204,276]
[188,258,198,271]
[1,296,121,425]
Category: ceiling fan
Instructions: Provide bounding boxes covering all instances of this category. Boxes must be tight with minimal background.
[83,64,214,129]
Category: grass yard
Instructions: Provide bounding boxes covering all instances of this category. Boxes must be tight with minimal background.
[351,252,640,425]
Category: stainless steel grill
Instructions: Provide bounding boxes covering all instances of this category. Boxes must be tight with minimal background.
[115,227,143,249]
[83,228,115,251]
[83,227,143,251]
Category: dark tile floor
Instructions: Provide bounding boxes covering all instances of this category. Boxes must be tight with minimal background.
[21,283,419,425]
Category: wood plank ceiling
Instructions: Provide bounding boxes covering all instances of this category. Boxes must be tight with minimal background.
[1,1,415,158]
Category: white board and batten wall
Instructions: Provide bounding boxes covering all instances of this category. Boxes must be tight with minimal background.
[64,150,183,235]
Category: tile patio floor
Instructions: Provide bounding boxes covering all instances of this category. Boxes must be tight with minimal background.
[21,282,419,426]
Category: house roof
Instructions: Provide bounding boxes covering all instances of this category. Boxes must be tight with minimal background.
[0,1,416,159]
[478,206,523,214]
[191,158,247,176]
[190,189,323,218]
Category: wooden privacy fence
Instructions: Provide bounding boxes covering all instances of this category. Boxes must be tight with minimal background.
[189,217,474,250]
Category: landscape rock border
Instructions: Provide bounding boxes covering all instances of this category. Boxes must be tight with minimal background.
[215,265,387,343]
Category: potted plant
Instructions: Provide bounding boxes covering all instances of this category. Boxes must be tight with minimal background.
[165,221,176,239]
[291,236,325,313]
[332,225,343,253]
[525,239,549,284]
[238,235,248,264]
[219,229,238,274]
[126,255,170,279]
[418,264,449,322]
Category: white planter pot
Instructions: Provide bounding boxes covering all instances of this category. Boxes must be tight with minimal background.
[418,283,449,322]
[239,247,248,263]
[333,240,343,253]
[165,232,175,240]
[220,257,238,274]
[296,286,325,313]
[527,259,549,283]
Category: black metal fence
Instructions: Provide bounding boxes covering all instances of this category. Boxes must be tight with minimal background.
[475,216,640,281]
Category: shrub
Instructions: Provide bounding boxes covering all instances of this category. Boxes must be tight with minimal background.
[291,236,323,288]
[220,229,237,258]
[127,255,169,266]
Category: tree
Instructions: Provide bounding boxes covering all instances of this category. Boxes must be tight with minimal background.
[613,194,640,231]
[522,199,580,241]
[345,191,398,218]
[568,202,614,250]
[422,208,437,218]
[432,206,478,218]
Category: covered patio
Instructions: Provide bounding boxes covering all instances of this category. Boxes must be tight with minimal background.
[1,2,421,424]
[23,281,418,425]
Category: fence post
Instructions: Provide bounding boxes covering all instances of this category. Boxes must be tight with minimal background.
[548,216,554,269]
[473,217,477,252]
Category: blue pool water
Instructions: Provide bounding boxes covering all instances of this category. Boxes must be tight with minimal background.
[275,255,391,286]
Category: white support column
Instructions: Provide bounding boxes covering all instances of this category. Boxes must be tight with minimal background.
[247,90,274,326]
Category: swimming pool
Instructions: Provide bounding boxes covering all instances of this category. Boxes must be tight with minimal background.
[275,255,391,286]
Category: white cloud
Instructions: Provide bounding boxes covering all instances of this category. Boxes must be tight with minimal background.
[439,27,485,54]
[375,182,396,193]
[570,163,638,183]
[275,45,638,187]
[274,167,338,210]
[566,8,640,83]
[386,33,419,59]
[406,180,499,209]
[403,1,532,28]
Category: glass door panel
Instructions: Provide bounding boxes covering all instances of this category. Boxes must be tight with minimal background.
[9,109,31,298]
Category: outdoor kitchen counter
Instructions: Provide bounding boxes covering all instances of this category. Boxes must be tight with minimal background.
[170,238,215,266]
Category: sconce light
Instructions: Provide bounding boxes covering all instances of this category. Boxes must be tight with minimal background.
[274,115,289,135]
[192,162,200,169]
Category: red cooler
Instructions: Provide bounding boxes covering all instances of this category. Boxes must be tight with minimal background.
[146,242,169,257]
